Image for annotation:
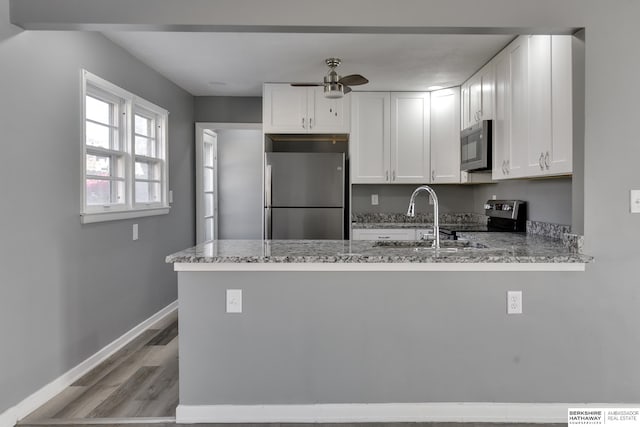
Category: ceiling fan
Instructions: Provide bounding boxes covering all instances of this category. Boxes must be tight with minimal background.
[291,58,369,99]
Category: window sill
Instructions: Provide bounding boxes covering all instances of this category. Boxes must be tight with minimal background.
[81,207,170,224]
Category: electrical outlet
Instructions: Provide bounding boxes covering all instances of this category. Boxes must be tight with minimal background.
[371,194,379,205]
[492,194,497,200]
[226,289,242,313]
[631,190,640,213]
[132,224,139,241]
[169,190,174,204]
[428,195,434,205]
[507,291,522,314]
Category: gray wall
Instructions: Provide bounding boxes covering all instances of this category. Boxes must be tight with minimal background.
[353,179,572,226]
[195,96,261,123]
[6,0,640,409]
[0,1,194,415]
[352,184,477,214]
[171,0,640,404]
[217,129,263,239]
[473,178,573,225]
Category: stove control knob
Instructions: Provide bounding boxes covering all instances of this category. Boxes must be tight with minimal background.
[484,204,492,210]
[502,205,512,211]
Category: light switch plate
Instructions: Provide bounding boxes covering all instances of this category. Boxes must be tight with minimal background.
[169,190,173,204]
[226,289,242,313]
[132,224,139,241]
[371,194,379,205]
[507,291,522,314]
[631,190,640,213]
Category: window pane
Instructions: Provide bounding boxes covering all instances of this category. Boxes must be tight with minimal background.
[135,114,152,136]
[135,181,161,203]
[86,154,110,177]
[135,136,157,157]
[204,142,214,167]
[86,121,111,149]
[86,179,125,205]
[135,161,159,180]
[86,96,111,124]
[205,193,214,217]
[205,217,214,241]
[204,167,214,192]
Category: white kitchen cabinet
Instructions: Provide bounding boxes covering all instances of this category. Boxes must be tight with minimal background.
[492,35,573,180]
[548,35,573,175]
[492,35,528,180]
[390,92,431,183]
[262,84,350,134]
[461,61,495,130]
[461,81,471,130]
[352,228,416,241]
[430,87,461,183]
[350,92,391,183]
[351,92,431,184]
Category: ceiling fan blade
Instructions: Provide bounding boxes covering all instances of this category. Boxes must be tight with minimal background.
[343,86,352,94]
[290,83,322,87]
[339,74,369,86]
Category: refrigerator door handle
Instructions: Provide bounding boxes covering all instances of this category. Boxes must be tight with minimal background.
[264,163,272,239]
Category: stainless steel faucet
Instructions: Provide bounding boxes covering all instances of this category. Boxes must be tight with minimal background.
[407,185,440,249]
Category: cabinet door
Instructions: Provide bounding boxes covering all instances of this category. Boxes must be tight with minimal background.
[469,74,482,126]
[309,87,351,133]
[492,49,510,180]
[527,35,552,176]
[506,36,528,178]
[390,92,431,183]
[350,92,390,183]
[549,35,573,175]
[352,228,416,241]
[262,84,308,133]
[430,88,461,183]
[480,61,495,120]
[461,82,471,130]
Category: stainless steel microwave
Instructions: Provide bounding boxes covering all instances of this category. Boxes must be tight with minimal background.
[460,120,492,171]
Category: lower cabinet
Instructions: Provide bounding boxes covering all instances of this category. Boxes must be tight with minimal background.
[352,229,416,241]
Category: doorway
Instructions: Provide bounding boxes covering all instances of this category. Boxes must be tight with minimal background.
[195,123,263,243]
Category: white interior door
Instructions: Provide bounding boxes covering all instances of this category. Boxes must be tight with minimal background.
[196,129,218,243]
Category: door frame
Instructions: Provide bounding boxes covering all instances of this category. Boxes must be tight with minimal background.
[195,122,263,243]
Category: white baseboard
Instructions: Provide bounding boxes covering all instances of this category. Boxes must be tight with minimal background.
[176,402,640,424]
[0,301,178,427]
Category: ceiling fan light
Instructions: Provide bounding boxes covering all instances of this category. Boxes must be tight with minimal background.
[324,82,344,99]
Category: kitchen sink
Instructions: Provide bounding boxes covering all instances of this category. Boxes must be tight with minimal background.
[373,239,488,250]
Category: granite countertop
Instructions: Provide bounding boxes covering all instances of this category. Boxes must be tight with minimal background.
[166,232,593,264]
[352,222,489,231]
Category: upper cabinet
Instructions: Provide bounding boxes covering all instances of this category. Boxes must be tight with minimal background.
[493,35,574,180]
[351,92,432,184]
[461,61,495,130]
[350,92,391,183]
[262,84,350,134]
[430,88,461,183]
[390,92,431,183]
[351,90,461,185]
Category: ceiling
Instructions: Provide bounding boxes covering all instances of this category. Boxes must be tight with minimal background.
[103,32,515,97]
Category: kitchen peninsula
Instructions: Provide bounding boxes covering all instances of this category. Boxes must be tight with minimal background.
[167,236,592,424]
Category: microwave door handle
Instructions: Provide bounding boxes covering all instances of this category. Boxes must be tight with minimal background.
[264,163,272,239]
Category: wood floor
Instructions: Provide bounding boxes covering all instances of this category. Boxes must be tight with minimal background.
[16,309,567,427]
[19,311,179,425]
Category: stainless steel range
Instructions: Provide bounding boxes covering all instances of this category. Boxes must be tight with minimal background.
[484,199,527,232]
[438,199,527,240]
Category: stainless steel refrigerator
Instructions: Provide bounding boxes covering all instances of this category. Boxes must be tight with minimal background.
[264,152,345,239]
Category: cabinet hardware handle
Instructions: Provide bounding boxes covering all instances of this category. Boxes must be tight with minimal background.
[386,171,389,181]
[539,152,545,170]
[502,160,507,175]
[506,160,510,174]
[432,170,435,181]
[392,170,396,181]
[302,118,305,129]
[545,151,551,169]
[309,117,313,129]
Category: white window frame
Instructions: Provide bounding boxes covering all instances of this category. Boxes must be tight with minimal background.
[81,70,170,224]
